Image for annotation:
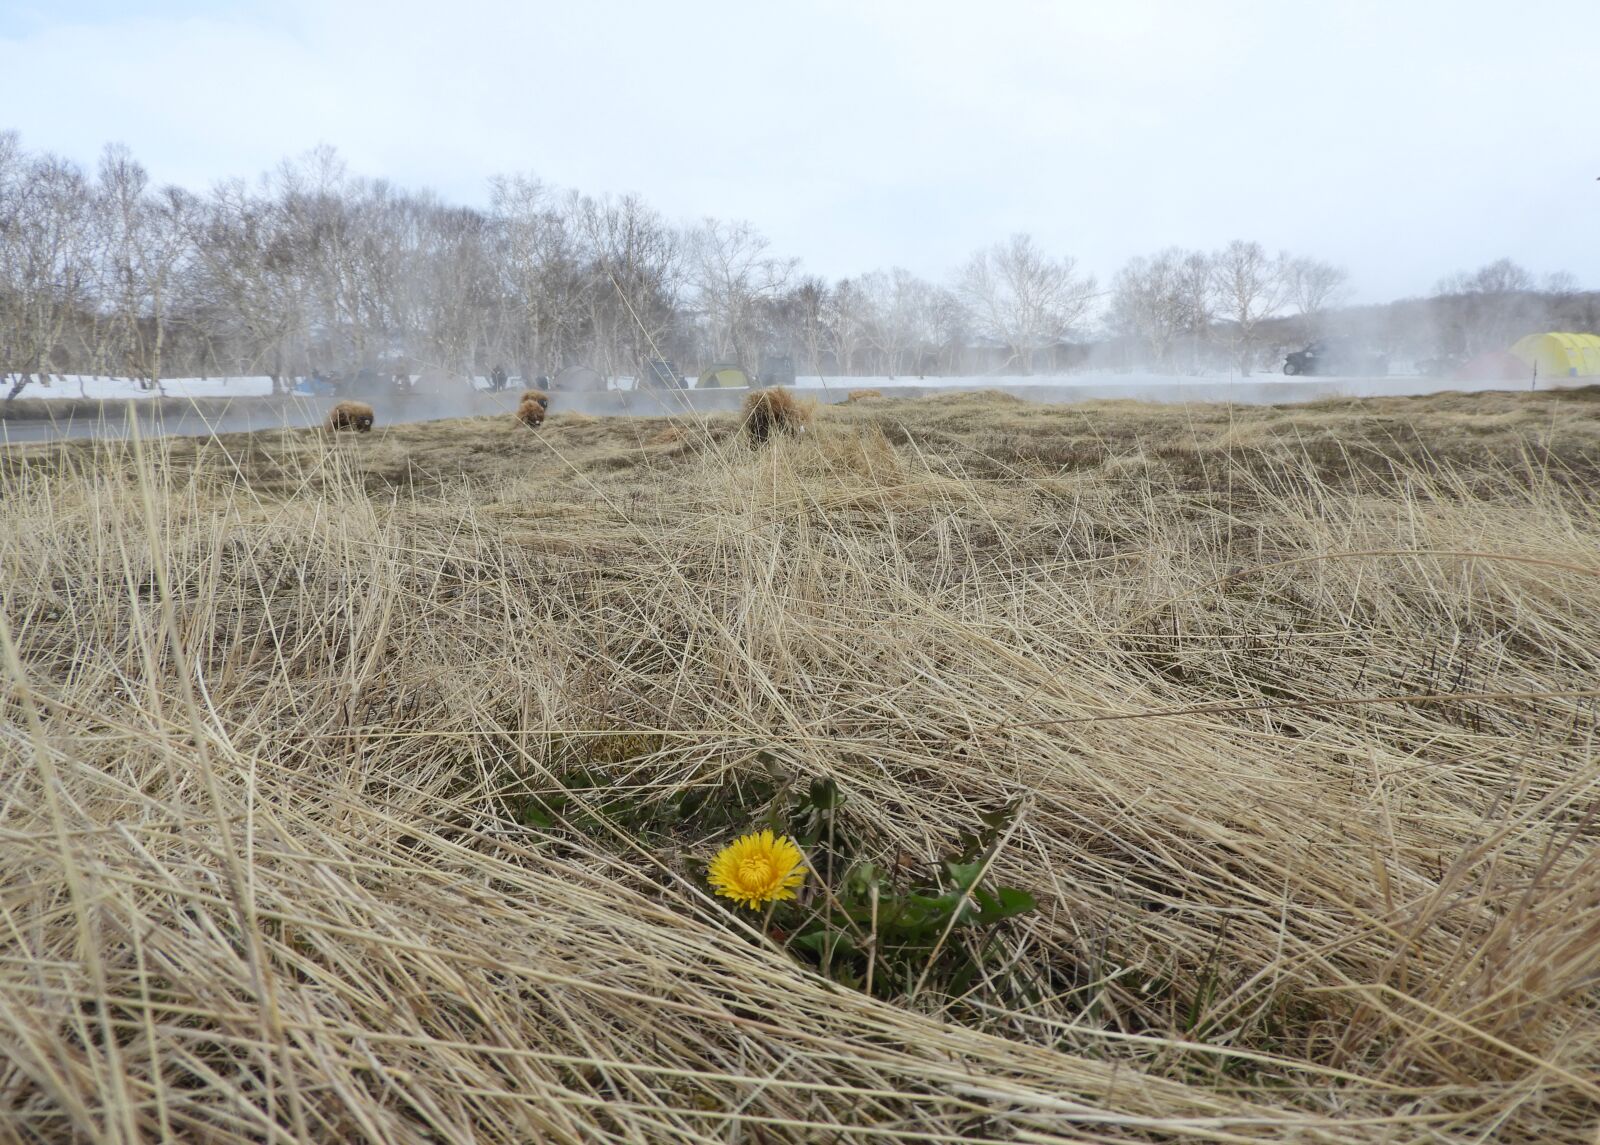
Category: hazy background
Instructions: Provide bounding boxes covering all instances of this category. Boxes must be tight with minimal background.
[2,0,1594,303]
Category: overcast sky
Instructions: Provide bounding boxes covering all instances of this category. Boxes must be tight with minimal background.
[2,0,1595,303]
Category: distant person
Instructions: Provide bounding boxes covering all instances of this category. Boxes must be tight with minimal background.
[490,364,508,392]
[534,374,550,391]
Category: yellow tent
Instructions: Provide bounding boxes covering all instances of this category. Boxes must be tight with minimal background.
[1509,332,1600,379]
[697,364,752,388]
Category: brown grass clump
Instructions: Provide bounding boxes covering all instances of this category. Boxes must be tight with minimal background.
[740,386,811,443]
[845,388,884,403]
[324,399,374,432]
[5,386,1600,1143]
[515,391,549,428]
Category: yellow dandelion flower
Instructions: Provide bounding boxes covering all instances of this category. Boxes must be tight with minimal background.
[707,830,807,909]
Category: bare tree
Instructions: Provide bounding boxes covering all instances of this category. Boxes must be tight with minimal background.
[859,267,931,377]
[1108,248,1204,370]
[1432,258,1541,355]
[409,200,496,379]
[269,147,420,373]
[1171,251,1214,372]
[924,287,970,375]
[268,147,369,369]
[689,218,794,367]
[1209,240,1285,374]
[795,278,830,376]
[578,194,683,377]
[763,276,830,376]
[490,176,588,378]
[23,130,1593,402]
[1542,269,1579,298]
[0,142,96,401]
[96,144,195,392]
[1107,255,1156,367]
[1283,255,1349,317]
[957,234,1096,374]
[183,178,312,392]
[1436,257,1534,297]
[825,278,872,376]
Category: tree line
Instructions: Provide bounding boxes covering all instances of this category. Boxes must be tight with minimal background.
[1,131,1591,398]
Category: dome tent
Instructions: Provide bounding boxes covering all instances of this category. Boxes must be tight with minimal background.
[696,364,752,388]
[1509,333,1600,380]
[552,365,607,391]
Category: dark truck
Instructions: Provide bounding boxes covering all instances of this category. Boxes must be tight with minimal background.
[1283,339,1388,377]
[756,354,796,387]
[639,359,684,389]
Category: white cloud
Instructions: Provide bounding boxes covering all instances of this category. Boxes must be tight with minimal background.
[2,0,1595,301]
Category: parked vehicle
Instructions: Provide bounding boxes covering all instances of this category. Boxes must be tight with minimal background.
[639,359,684,389]
[1283,338,1388,377]
[294,373,338,397]
[341,366,391,397]
[1415,353,1465,378]
[756,354,796,387]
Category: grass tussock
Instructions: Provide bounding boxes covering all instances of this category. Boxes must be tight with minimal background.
[4,388,1600,1142]
[740,387,812,443]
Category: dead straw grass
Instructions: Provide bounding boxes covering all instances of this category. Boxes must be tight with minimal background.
[3,391,1600,1142]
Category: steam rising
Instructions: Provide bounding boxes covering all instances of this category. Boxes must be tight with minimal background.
[1,130,1592,428]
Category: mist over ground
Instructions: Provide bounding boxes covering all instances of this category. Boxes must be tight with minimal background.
[0,130,1593,415]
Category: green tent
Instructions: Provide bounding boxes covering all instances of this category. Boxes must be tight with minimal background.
[697,364,752,388]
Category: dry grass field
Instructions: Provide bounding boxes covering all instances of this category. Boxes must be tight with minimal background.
[4,387,1600,1143]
